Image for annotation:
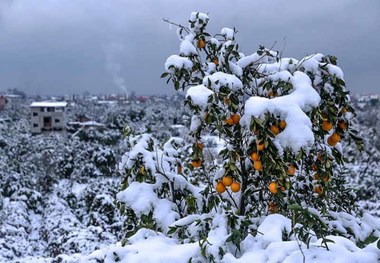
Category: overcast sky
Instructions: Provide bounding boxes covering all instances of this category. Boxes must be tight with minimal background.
[0,0,379,95]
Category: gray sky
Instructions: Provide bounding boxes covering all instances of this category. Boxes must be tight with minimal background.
[0,0,379,95]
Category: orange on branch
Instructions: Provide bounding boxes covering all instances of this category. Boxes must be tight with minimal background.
[191,159,202,168]
[250,152,260,161]
[279,120,287,129]
[216,182,226,193]
[225,118,234,125]
[338,120,347,130]
[269,182,278,194]
[287,164,296,176]
[314,184,323,195]
[270,125,280,135]
[254,160,263,171]
[322,120,333,131]
[230,182,241,192]
[222,176,233,187]
[197,39,205,49]
[268,201,279,214]
[257,141,265,151]
[328,132,341,146]
[231,114,240,125]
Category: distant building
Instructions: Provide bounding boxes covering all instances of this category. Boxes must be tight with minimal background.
[0,94,22,110]
[0,96,6,111]
[5,94,22,109]
[30,101,68,134]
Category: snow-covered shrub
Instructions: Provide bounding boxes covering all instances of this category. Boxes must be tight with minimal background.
[115,12,379,261]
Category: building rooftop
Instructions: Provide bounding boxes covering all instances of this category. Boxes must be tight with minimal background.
[30,101,68,107]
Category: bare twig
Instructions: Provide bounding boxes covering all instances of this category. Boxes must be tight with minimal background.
[292,212,306,263]
[163,18,190,34]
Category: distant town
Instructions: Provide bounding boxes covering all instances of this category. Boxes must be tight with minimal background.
[0,89,379,136]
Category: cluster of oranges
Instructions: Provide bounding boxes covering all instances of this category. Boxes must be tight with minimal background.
[216,176,241,193]
[225,114,240,125]
[321,111,348,147]
[269,119,287,136]
[249,140,266,171]
[309,154,330,196]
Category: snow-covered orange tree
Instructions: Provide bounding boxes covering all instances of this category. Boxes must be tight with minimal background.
[116,12,377,261]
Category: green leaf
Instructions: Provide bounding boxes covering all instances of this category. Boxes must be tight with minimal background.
[161,72,169,78]
[167,226,177,235]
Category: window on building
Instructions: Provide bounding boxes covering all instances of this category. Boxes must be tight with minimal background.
[33,123,38,127]
[55,119,60,123]
[33,112,38,116]
[40,107,44,112]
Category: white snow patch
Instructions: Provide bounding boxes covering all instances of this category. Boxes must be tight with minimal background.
[186,85,214,109]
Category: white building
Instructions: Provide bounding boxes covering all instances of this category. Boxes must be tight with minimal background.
[30,101,68,134]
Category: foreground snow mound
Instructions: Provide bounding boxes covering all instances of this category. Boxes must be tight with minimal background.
[29,215,379,263]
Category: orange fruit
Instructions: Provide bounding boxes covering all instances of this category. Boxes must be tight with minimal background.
[338,120,347,130]
[177,165,182,174]
[225,118,234,125]
[322,121,333,131]
[222,176,233,187]
[250,152,260,161]
[197,39,205,49]
[231,114,240,125]
[287,164,296,176]
[216,182,226,193]
[269,182,278,194]
[223,97,230,105]
[311,164,318,171]
[270,125,280,135]
[268,90,274,97]
[268,201,279,214]
[213,58,219,66]
[192,159,202,168]
[328,132,341,146]
[230,182,241,192]
[322,175,330,182]
[257,141,265,151]
[254,160,263,171]
[279,120,287,129]
[314,184,323,195]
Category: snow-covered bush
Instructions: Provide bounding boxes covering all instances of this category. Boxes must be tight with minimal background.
[116,12,379,261]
